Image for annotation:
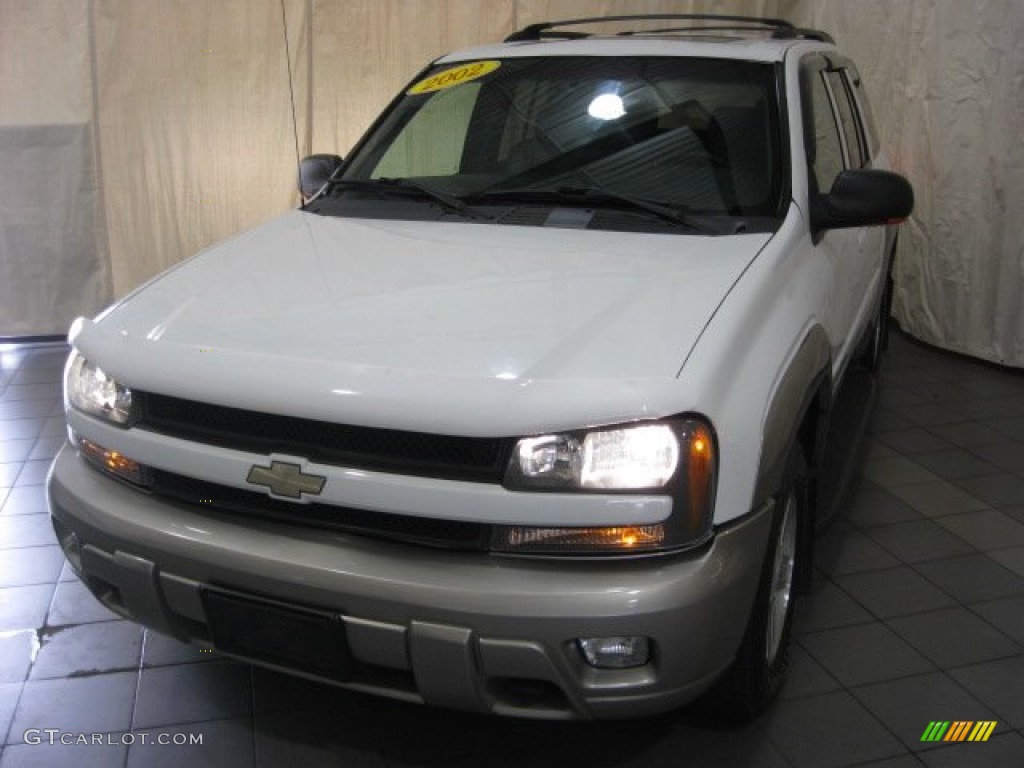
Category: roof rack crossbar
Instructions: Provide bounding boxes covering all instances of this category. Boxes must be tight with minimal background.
[504,14,833,45]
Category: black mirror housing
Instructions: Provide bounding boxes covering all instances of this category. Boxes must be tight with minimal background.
[813,169,914,231]
[299,154,343,200]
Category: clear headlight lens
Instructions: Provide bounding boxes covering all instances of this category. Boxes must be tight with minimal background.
[497,419,717,555]
[65,353,136,426]
[506,423,681,491]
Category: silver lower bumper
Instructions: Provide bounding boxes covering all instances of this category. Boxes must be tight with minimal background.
[48,445,772,719]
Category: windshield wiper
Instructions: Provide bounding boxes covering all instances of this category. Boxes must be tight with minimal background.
[325,177,490,221]
[470,185,726,235]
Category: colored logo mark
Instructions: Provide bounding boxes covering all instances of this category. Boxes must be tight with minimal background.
[920,721,997,743]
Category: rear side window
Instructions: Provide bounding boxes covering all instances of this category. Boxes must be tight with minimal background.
[808,73,844,194]
[826,71,866,169]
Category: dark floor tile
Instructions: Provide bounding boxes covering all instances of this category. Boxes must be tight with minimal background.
[254,708,386,768]
[133,661,251,729]
[0,682,19,746]
[919,731,1024,768]
[835,567,956,620]
[991,415,1024,442]
[887,607,1021,668]
[29,621,143,680]
[956,372,1024,398]
[909,449,999,481]
[9,672,137,740]
[0,443,33,466]
[851,672,1000,752]
[944,392,1024,421]
[0,386,58,404]
[26,439,62,463]
[869,409,916,435]
[782,644,842,700]
[0,465,20,488]
[875,428,953,456]
[646,721,792,768]
[877,387,930,410]
[11,463,49,488]
[0,488,47,517]
[57,563,78,584]
[844,483,925,528]
[887,481,988,519]
[801,622,934,687]
[0,515,56,549]
[793,578,875,634]
[989,546,1024,579]
[0,734,128,768]
[860,457,941,489]
[760,690,904,768]
[38,418,66,439]
[0,401,56,423]
[815,528,901,576]
[967,442,1024,475]
[0,585,55,632]
[10,371,65,388]
[865,520,974,564]
[251,667,364,716]
[897,404,964,428]
[1005,506,1024,525]
[948,655,1024,729]
[854,757,927,768]
[935,509,1024,551]
[928,422,1011,449]
[141,630,216,668]
[0,546,63,589]
[969,595,1024,646]
[0,422,45,443]
[45,579,121,626]
[953,473,1024,508]
[0,632,36,685]
[914,554,1024,603]
[126,718,254,768]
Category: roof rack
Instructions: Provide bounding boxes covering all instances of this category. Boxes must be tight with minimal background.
[504,14,835,45]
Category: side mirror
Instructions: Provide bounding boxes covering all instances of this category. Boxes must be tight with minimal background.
[299,154,342,201]
[813,169,914,231]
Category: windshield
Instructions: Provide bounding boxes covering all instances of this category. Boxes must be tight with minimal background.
[323,56,784,233]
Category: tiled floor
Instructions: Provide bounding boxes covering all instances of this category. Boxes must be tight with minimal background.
[1,334,1023,767]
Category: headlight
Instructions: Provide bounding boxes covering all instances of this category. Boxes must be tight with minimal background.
[505,423,681,491]
[65,353,137,426]
[497,418,716,555]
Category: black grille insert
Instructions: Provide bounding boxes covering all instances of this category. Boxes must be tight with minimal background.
[151,470,488,550]
[137,391,512,483]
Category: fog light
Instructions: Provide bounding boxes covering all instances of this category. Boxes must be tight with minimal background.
[77,437,151,486]
[577,636,651,669]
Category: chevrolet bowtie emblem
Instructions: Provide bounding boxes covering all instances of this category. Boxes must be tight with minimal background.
[246,461,326,499]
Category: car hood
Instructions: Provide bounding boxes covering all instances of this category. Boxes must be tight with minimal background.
[73,211,770,436]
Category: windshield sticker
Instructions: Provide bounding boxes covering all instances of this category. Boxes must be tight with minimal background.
[407,60,500,95]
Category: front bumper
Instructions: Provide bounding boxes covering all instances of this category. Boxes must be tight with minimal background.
[48,445,772,719]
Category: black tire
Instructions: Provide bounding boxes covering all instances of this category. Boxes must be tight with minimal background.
[704,446,808,722]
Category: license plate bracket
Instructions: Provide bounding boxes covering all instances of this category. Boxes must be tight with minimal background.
[201,587,353,681]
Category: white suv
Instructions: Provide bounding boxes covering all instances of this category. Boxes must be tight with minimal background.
[49,15,912,720]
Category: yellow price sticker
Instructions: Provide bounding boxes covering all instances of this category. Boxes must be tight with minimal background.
[408,60,501,95]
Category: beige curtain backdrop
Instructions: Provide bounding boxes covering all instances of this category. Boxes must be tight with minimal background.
[1,0,1020,366]
[783,0,1024,367]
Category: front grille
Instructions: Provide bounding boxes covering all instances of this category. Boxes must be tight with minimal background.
[151,470,488,551]
[136,391,512,483]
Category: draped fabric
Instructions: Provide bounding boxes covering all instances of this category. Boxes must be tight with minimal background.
[783,0,1024,366]
[2,0,1020,367]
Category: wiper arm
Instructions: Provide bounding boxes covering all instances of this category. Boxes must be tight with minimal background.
[325,177,490,221]
[472,185,724,234]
